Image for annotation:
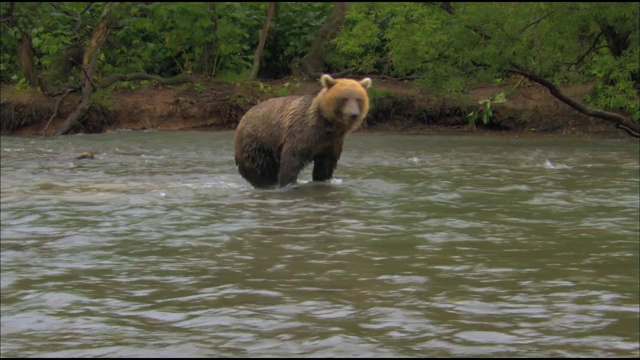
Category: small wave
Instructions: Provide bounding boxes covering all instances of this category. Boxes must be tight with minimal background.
[377,275,429,284]
[456,331,526,344]
[496,184,532,191]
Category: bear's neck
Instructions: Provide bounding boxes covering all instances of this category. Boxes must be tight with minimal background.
[318,112,350,137]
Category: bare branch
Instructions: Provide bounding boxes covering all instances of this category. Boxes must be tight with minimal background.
[79,64,98,90]
[564,32,605,71]
[519,8,558,35]
[80,2,95,16]
[72,9,84,33]
[423,2,492,41]
[494,22,517,43]
[470,60,490,68]
[422,2,454,15]
[42,88,74,136]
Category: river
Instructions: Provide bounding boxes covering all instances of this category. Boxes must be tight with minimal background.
[1,130,638,357]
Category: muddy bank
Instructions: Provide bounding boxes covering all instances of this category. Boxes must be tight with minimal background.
[0,77,630,138]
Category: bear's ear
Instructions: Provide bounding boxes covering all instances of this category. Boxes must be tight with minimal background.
[320,74,336,88]
[360,78,372,89]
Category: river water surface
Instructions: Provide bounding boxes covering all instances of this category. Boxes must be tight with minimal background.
[1,130,638,357]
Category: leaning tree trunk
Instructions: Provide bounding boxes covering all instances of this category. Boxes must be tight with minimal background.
[55,2,114,136]
[292,2,350,79]
[248,2,276,81]
[508,65,639,138]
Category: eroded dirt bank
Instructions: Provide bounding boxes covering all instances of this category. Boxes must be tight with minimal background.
[0,76,631,138]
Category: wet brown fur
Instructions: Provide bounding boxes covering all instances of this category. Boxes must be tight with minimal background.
[234,74,372,189]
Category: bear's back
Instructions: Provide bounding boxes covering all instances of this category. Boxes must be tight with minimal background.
[237,95,316,131]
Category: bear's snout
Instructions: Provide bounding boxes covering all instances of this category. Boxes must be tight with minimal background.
[343,100,361,123]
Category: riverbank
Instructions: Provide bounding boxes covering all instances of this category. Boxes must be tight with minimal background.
[0,76,631,138]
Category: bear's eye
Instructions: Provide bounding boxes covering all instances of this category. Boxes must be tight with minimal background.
[356,98,363,107]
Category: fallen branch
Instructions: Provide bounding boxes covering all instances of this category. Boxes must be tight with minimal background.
[42,83,81,97]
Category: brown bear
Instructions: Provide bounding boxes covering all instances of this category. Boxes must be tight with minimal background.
[234,74,372,189]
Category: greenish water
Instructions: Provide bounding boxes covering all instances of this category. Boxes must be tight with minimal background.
[1,130,638,357]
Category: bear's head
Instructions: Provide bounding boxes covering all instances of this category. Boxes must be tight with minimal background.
[317,74,372,131]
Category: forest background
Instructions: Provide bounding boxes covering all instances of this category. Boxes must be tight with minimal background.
[0,2,638,138]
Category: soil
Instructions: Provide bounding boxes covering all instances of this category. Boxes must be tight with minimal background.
[0,75,631,138]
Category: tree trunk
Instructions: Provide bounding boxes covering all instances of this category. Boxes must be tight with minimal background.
[598,23,630,59]
[197,2,217,75]
[17,33,37,85]
[55,2,115,136]
[292,2,350,79]
[248,2,276,81]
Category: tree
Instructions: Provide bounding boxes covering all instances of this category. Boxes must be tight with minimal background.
[54,2,115,135]
[248,2,276,81]
[292,2,350,79]
[1,2,37,85]
[332,2,639,137]
[256,2,334,78]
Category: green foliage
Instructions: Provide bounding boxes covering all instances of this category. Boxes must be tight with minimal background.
[217,69,251,83]
[332,2,639,121]
[368,88,394,102]
[329,3,389,75]
[365,88,414,125]
[5,2,107,84]
[10,77,32,92]
[194,82,206,94]
[584,47,640,121]
[112,79,155,91]
[0,2,331,80]
[256,82,272,94]
[468,92,507,126]
[106,2,258,76]
[258,2,333,78]
[332,3,467,88]
[0,2,272,82]
[89,88,115,111]
[253,81,300,97]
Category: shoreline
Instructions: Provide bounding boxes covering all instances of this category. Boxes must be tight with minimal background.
[0,79,634,140]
